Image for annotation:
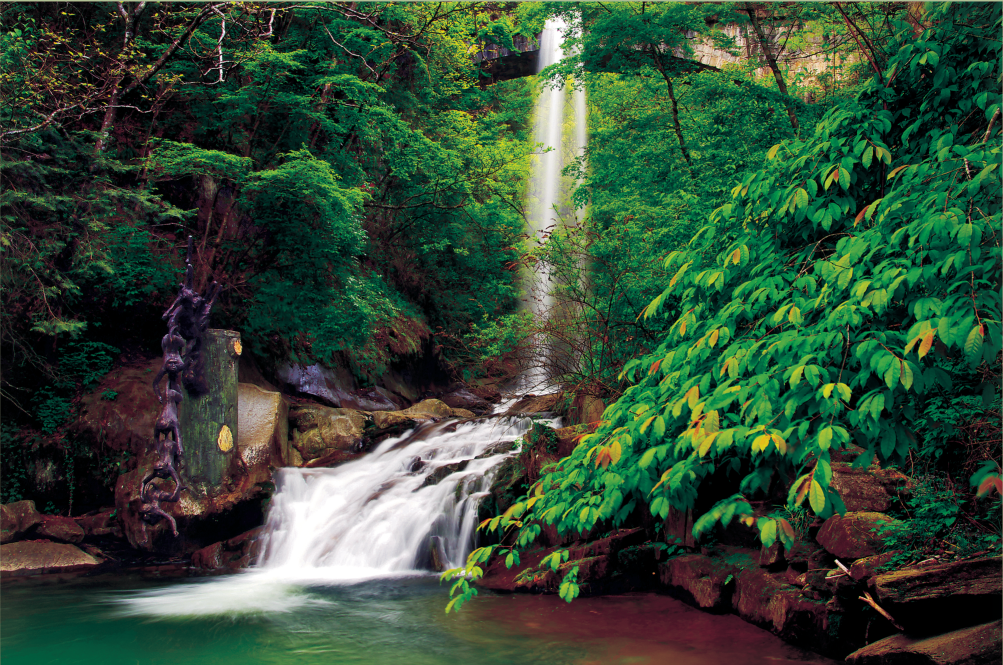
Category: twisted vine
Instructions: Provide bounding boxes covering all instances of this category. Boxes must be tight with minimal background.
[140,236,220,536]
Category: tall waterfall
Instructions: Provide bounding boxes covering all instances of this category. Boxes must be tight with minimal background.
[524,19,588,391]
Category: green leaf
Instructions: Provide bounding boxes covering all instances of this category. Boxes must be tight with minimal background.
[965,325,984,364]
[809,480,826,514]
[818,427,833,451]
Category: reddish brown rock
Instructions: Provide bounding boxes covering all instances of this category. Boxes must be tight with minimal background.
[732,566,831,643]
[830,463,912,513]
[0,540,100,576]
[34,515,85,544]
[658,553,741,610]
[849,552,896,581]
[505,393,562,416]
[845,619,1002,665]
[191,527,265,572]
[869,557,1002,635]
[439,387,492,414]
[71,357,161,454]
[816,512,893,559]
[1,500,43,544]
[76,508,121,537]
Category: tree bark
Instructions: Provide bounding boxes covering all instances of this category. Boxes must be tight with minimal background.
[745,3,799,135]
[179,329,240,493]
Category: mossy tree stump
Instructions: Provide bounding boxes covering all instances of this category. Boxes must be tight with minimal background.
[179,329,240,493]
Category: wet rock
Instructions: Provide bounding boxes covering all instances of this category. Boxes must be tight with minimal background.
[406,456,425,473]
[1,500,43,544]
[34,515,85,544]
[340,386,403,412]
[71,358,161,454]
[428,535,447,572]
[505,393,561,416]
[845,619,1002,665]
[816,511,893,559]
[370,410,423,430]
[474,440,517,459]
[76,508,122,538]
[0,540,101,577]
[658,553,740,610]
[869,557,1002,635]
[439,387,492,414]
[191,527,264,572]
[405,399,455,419]
[732,566,831,644]
[276,363,357,408]
[288,403,368,464]
[239,383,289,472]
[419,460,470,489]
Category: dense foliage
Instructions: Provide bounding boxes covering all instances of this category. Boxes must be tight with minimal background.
[1,2,541,509]
[447,2,1001,609]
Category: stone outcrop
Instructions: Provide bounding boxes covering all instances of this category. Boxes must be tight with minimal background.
[288,403,367,466]
[34,515,85,544]
[830,462,912,513]
[816,511,893,559]
[1,500,43,544]
[869,557,1002,635]
[0,540,101,577]
[658,552,741,610]
[846,619,1002,665]
[76,508,121,538]
[439,387,492,414]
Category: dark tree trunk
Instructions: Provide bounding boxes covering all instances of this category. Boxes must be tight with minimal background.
[745,3,800,135]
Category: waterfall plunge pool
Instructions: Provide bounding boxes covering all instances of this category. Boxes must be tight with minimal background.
[2,572,836,665]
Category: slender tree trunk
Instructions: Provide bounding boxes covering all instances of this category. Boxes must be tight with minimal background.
[745,3,799,135]
[648,47,694,178]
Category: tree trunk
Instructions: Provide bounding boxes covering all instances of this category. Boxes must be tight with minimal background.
[179,329,240,493]
[745,3,800,135]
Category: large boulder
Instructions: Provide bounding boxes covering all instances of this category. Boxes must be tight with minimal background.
[288,403,368,466]
[0,500,43,544]
[238,383,289,473]
[76,508,121,538]
[816,512,893,560]
[0,540,100,577]
[439,387,492,415]
[869,557,1002,635]
[34,515,85,544]
[845,619,1002,665]
[830,463,912,513]
[276,362,357,408]
[71,357,162,454]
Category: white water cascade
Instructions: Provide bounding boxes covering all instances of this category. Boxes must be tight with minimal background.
[118,19,585,619]
[524,18,588,391]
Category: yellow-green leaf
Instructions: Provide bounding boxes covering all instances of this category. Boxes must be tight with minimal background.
[918,330,935,359]
[809,480,826,513]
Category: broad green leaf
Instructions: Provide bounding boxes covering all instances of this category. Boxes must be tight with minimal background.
[809,480,826,514]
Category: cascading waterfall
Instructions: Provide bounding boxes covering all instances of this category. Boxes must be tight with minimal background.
[118,18,585,618]
[255,413,548,578]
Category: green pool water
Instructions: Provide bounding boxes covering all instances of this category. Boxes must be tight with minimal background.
[1,572,835,665]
